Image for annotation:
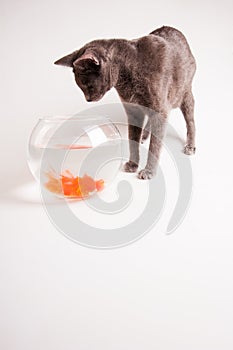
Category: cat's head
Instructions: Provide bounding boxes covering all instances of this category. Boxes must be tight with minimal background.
[54,45,112,102]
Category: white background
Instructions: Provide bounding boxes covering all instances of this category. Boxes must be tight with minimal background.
[1,0,233,349]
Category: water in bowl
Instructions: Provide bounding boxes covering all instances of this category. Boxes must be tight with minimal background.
[29,140,122,199]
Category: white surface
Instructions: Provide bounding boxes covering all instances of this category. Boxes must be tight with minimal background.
[1,0,233,349]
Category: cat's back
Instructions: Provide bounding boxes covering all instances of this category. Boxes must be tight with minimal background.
[132,26,195,68]
[150,26,188,45]
[149,26,195,64]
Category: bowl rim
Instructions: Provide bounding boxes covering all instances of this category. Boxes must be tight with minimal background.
[38,115,112,122]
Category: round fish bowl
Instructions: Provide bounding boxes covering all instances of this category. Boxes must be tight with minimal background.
[27,115,122,199]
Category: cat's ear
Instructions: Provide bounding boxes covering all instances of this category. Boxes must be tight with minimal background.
[54,51,81,67]
[73,53,100,67]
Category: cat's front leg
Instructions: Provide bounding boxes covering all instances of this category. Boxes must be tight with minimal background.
[123,105,145,173]
[138,112,166,180]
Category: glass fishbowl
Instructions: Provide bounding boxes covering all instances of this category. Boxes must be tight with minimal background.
[27,115,122,199]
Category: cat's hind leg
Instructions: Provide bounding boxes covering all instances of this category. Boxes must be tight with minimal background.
[141,118,151,143]
[180,90,196,155]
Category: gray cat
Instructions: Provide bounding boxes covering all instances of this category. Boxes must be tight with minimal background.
[55,26,196,179]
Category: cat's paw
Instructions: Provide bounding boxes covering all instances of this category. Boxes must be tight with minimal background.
[123,161,138,173]
[138,168,154,180]
[184,145,196,155]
